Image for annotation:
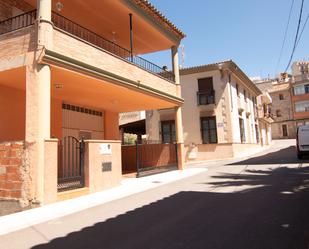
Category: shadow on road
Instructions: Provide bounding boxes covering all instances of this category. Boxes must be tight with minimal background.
[32,166,309,249]
[227,146,309,165]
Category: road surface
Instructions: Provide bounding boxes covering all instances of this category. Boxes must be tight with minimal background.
[1,139,309,249]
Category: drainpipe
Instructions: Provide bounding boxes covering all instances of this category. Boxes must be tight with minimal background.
[129,13,133,62]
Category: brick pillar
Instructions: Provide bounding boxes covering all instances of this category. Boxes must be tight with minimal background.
[171,46,185,169]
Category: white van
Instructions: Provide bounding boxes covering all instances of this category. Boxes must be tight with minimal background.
[296,125,309,159]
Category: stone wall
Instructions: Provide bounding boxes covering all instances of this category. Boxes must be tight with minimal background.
[0,141,25,201]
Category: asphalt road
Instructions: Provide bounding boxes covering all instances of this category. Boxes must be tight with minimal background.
[1,139,309,249]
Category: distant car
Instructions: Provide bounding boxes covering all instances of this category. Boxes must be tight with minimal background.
[296,125,309,159]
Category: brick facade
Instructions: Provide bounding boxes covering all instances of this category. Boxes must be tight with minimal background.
[0,142,25,201]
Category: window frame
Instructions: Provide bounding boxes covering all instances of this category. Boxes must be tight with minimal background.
[239,118,246,143]
[161,120,176,144]
[236,83,240,96]
[282,124,288,137]
[200,116,218,144]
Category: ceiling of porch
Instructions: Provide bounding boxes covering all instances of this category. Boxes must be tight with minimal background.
[0,66,178,113]
[24,0,179,54]
[50,66,178,112]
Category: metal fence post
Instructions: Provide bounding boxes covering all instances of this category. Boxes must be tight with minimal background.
[80,137,85,187]
[175,142,179,168]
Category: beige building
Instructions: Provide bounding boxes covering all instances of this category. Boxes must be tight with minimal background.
[146,60,272,162]
[254,61,309,139]
[255,77,295,139]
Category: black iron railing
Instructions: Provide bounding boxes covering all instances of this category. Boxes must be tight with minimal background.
[0,10,36,35]
[197,90,215,105]
[51,11,175,82]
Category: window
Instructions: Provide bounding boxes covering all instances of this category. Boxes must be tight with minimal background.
[236,84,240,96]
[294,84,309,95]
[282,124,288,137]
[279,94,284,100]
[161,121,175,143]
[244,89,247,102]
[255,124,259,143]
[197,77,215,105]
[276,110,282,117]
[201,117,217,144]
[239,118,245,143]
[252,96,255,105]
[295,101,309,112]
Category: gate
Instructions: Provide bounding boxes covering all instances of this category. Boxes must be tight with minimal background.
[121,141,178,177]
[58,136,85,191]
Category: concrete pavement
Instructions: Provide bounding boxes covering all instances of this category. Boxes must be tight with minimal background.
[1,139,309,249]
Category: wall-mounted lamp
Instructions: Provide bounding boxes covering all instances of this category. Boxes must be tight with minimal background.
[54,83,63,89]
[56,2,64,12]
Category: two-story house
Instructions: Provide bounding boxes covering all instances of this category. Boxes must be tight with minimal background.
[0,0,185,207]
[146,60,272,162]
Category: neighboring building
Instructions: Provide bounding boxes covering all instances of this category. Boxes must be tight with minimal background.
[119,111,145,126]
[146,60,272,162]
[257,92,273,145]
[119,111,146,143]
[291,61,309,126]
[254,61,309,140]
[255,76,295,139]
[0,0,185,206]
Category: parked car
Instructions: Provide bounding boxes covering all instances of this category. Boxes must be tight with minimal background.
[296,125,309,159]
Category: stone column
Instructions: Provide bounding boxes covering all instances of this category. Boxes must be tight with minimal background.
[37,0,53,49]
[25,63,51,205]
[171,46,185,170]
[24,0,52,204]
[37,0,51,21]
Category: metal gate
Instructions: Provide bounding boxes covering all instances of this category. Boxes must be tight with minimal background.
[57,136,85,191]
[121,141,178,177]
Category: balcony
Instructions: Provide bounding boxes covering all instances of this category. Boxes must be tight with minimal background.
[294,74,309,83]
[197,90,215,105]
[0,10,175,82]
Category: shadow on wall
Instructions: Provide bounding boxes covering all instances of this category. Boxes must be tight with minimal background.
[226,145,309,165]
[32,165,309,249]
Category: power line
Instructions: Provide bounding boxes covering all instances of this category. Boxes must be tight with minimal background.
[275,0,295,75]
[296,13,309,47]
[284,0,305,72]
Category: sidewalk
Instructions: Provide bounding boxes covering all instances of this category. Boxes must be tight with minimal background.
[186,142,273,167]
[0,167,207,236]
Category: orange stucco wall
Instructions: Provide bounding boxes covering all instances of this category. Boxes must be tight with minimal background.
[105,111,120,140]
[51,98,62,139]
[0,85,64,141]
[0,85,25,141]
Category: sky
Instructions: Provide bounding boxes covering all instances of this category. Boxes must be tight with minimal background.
[142,0,309,79]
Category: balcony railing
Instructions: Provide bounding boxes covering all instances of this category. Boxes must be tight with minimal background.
[0,10,175,82]
[51,12,175,82]
[0,10,36,35]
[197,90,215,105]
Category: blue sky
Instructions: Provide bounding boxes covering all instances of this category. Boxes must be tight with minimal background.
[142,0,309,79]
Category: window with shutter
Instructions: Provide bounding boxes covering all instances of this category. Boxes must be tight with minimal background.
[197,77,215,105]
